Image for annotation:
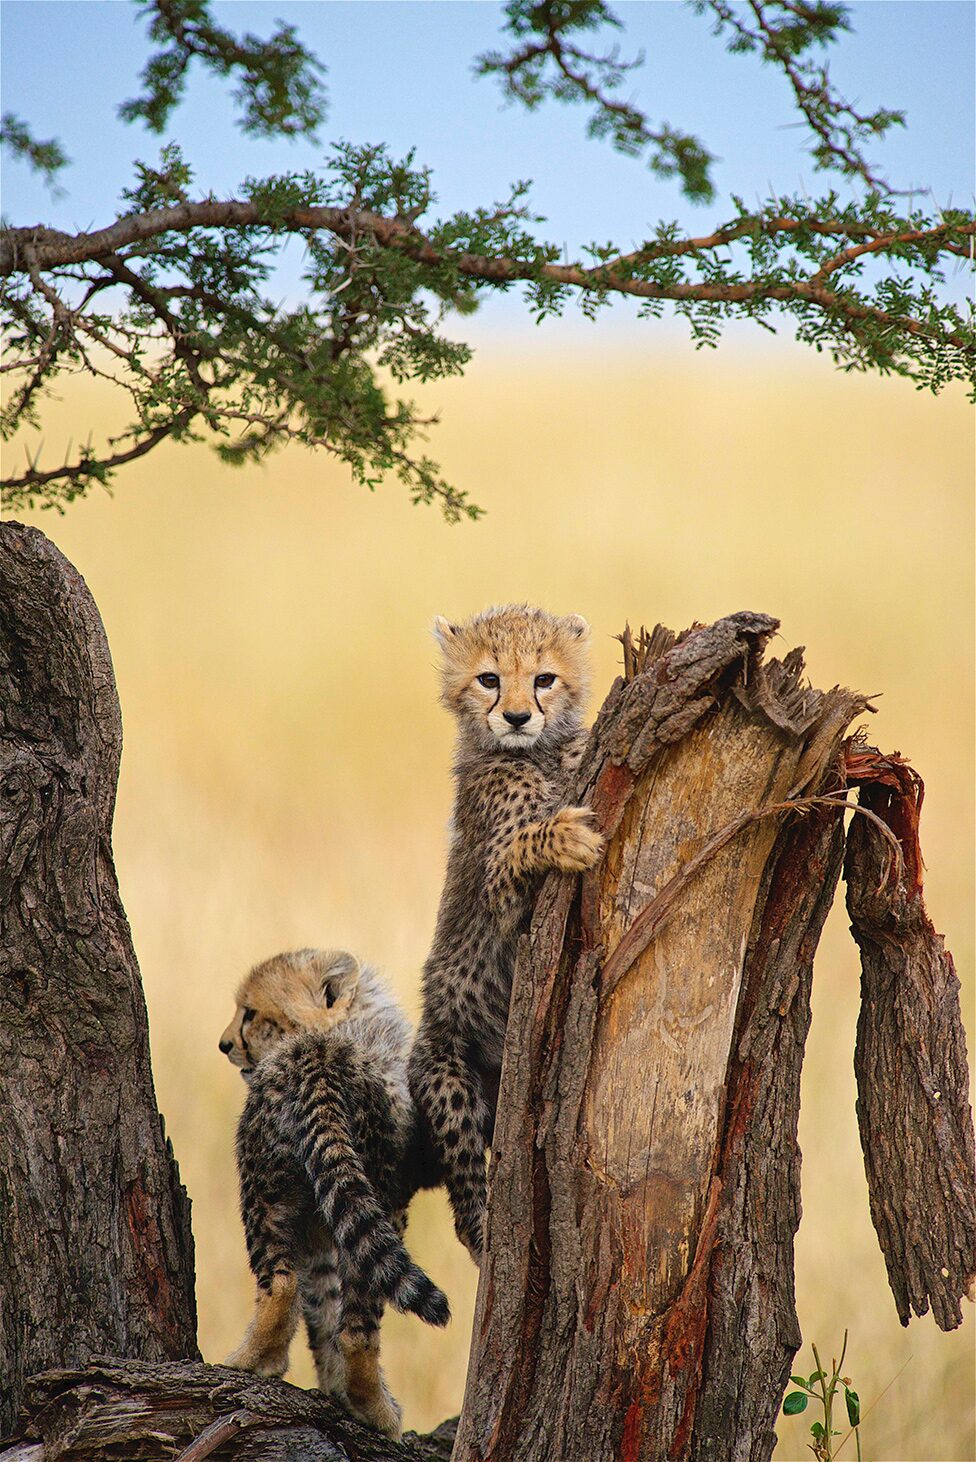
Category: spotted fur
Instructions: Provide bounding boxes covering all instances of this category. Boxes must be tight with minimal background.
[409,605,603,1261]
[221,949,448,1438]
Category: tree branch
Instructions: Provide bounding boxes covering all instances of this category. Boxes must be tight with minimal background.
[120,0,327,138]
[3,139,971,510]
[698,0,905,192]
[3,203,971,347]
[477,0,715,201]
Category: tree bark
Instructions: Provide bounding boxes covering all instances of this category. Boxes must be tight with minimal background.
[845,749,976,1331]
[5,1360,458,1462]
[0,522,198,1433]
[454,615,873,1462]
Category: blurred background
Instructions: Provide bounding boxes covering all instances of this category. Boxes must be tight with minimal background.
[3,1,974,1456]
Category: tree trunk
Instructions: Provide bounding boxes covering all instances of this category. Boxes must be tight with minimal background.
[453,615,973,1462]
[0,523,198,1433]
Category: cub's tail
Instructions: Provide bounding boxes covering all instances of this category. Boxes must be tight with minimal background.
[290,1082,450,1327]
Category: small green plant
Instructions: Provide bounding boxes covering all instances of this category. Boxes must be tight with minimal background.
[782,1330,863,1461]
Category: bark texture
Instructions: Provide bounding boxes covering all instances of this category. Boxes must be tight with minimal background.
[454,613,869,1462]
[845,749,976,1330]
[4,1360,457,1462]
[0,522,198,1433]
[690,805,847,1460]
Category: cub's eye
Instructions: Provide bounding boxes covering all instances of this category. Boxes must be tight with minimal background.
[477,673,499,690]
[243,1007,256,1023]
[535,673,556,689]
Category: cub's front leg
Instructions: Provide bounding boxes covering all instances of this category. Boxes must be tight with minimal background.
[507,805,604,878]
[484,788,603,911]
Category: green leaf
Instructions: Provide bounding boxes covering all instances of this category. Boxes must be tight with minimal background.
[0,111,69,190]
[845,1388,861,1426]
[808,1370,825,1385]
[783,1392,809,1415]
[811,1421,825,1440]
[789,1376,810,1388]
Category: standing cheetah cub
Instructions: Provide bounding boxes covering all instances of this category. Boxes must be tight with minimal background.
[220,948,448,1438]
[409,604,603,1261]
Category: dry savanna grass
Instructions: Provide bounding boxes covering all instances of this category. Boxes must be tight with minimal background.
[8,338,974,1458]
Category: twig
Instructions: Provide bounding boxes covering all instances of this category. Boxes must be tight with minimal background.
[173,1409,259,1462]
[834,1354,913,1458]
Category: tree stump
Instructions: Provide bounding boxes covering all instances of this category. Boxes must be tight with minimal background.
[454,615,975,1462]
[0,523,198,1433]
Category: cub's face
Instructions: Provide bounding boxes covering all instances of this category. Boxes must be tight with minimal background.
[435,605,590,752]
[219,948,360,1081]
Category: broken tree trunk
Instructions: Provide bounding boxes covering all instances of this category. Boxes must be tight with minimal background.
[0,523,198,1433]
[453,613,974,1462]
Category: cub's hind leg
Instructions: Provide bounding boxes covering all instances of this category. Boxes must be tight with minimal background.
[226,1268,299,1377]
[409,1036,492,1263]
[300,1240,345,1397]
[227,1116,303,1376]
[339,1287,401,1439]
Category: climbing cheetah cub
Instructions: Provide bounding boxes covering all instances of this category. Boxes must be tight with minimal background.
[409,604,603,1261]
[220,948,449,1438]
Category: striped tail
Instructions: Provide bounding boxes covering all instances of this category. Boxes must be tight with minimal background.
[292,1093,450,1327]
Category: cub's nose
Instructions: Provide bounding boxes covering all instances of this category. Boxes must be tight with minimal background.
[219,1038,233,1054]
[503,710,532,728]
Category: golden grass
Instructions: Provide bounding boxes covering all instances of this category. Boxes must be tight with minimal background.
[8,341,974,1457]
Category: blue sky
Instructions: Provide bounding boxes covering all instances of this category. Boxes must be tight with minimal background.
[2,1,973,338]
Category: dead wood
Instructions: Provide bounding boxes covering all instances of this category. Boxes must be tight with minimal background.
[454,612,872,1462]
[845,749,976,1330]
[1,1359,458,1462]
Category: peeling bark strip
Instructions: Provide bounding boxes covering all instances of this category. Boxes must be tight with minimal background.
[845,750,976,1331]
[0,523,198,1432]
[454,613,870,1462]
[6,1359,458,1461]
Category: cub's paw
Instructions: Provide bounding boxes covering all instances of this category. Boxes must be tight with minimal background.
[342,1367,403,1439]
[548,806,604,872]
[224,1338,290,1378]
[457,1211,485,1268]
[224,1271,297,1377]
[352,1386,402,1440]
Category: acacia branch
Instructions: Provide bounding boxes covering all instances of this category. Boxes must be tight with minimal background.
[120,0,326,138]
[1,410,196,494]
[701,0,903,191]
[3,204,972,351]
[477,0,714,201]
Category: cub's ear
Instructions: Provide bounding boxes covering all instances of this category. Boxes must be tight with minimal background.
[432,615,459,648]
[319,950,361,1014]
[563,613,590,640]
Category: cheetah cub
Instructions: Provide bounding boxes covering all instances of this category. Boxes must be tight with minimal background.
[220,948,449,1438]
[409,604,603,1261]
